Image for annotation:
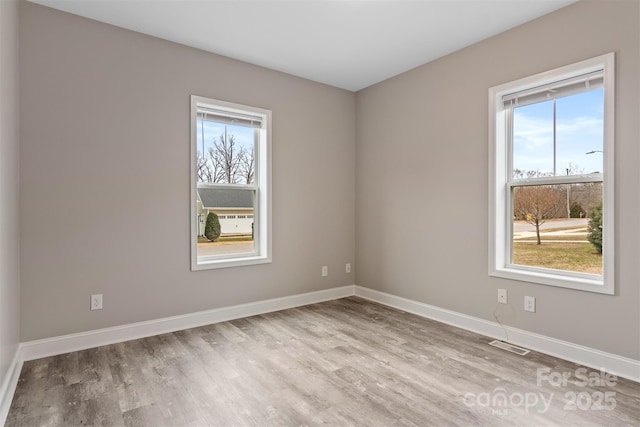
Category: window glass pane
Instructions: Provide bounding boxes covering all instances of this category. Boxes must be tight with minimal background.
[556,88,604,175]
[512,88,604,178]
[512,183,603,275]
[197,188,255,258]
[196,118,255,184]
[513,100,554,176]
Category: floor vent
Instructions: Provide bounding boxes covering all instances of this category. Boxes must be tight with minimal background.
[489,340,530,356]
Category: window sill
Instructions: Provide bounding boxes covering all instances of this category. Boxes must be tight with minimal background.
[491,266,613,295]
[192,254,272,271]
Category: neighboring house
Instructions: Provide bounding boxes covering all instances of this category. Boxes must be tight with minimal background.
[196,187,254,236]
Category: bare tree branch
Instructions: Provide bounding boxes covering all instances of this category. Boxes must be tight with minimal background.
[197,127,255,185]
[209,133,244,183]
[513,185,562,244]
[196,151,213,183]
[240,146,255,184]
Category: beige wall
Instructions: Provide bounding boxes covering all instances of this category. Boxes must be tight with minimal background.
[16,0,640,362]
[19,2,356,341]
[0,0,21,388]
[355,0,640,359]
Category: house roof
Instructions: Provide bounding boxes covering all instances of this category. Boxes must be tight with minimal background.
[197,187,253,209]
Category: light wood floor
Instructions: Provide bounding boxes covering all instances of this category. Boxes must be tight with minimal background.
[6,297,640,426]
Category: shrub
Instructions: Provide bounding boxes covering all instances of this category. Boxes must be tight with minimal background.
[204,212,221,241]
[570,202,585,218]
[587,202,602,254]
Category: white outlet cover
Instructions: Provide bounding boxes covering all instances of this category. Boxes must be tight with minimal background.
[524,296,536,312]
[91,294,103,310]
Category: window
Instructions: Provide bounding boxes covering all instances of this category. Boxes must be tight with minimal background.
[489,53,614,294]
[190,96,271,270]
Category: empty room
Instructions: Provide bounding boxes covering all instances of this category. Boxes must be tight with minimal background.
[1,0,639,425]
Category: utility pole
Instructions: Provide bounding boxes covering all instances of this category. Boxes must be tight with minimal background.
[553,100,557,176]
[566,168,570,219]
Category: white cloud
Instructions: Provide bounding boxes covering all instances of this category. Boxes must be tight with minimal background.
[513,111,603,174]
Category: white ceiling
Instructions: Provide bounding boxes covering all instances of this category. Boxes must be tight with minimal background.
[28,0,576,91]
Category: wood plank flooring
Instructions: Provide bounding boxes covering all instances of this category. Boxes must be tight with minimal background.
[6,297,640,426]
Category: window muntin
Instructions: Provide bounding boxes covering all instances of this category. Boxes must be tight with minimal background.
[489,53,614,294]
[190,96,271,270]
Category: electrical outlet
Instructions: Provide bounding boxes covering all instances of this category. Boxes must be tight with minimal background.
[90,294,103,311]
[346,263,351,273]
[497,289,507,304]
[524,296,536,312]
[321,266,328,277]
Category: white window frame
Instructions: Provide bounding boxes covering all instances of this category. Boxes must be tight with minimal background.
[190,96,272,270]
[488,53,615,294]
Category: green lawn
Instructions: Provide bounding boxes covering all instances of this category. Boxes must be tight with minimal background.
[513,242,602,275]
[516,234,588,242]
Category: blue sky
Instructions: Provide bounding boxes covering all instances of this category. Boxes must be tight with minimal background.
[513,88,604,176]
[196,89,604,179]
[196,120,254,158]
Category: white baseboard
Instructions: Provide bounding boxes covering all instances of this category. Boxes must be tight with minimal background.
[20,285,356,362]
[354,286,640,383]
[4,283,637,423]
[0,347,23,426]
